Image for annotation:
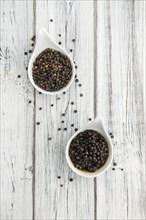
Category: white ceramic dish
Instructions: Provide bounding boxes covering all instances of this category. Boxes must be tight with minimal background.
[66,117,113,177]
[28,28,75,95]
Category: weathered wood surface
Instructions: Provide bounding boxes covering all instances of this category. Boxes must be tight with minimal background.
[1,0,145,220]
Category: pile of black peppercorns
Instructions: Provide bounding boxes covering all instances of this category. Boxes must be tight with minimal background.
[69,130,109,172]
[32,48,72,91]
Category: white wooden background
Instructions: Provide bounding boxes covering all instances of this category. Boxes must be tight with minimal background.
[1,0,146,219]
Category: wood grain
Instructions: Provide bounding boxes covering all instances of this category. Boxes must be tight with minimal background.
[1,1,34,219]
[96,1,146,219]
[1,0,145,219]
[34,1,95,219]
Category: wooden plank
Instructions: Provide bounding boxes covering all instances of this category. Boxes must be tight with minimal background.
[34,1,95,219]
[1,1,34,219]
[96,1,146,219]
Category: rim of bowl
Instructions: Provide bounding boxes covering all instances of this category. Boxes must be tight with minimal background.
[28,49,75,95]
[66,128,113,178]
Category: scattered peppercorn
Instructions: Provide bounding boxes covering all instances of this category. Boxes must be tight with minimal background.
[71,124,74,127]
[57,97,60,100]
[63,91,66,94]
[111,135,114,139]
[113,162,117,166]
[74,110,77,113]
[75,74,77,78]
[112,168,115,170]
[70,49,73,52]
[32,48,72,92]
[79,84,82,87]
[24,52,27,55]
[121,168,123,171]
[17,75,21,78]
[29,50,32,53]
[69,130,109,172]
[60,184,63,187]
[31,43,34,47]
[75,79,79,83]
[75,128,78,131]
[39,92,42,94]
[75,65,78,69]
[58,176,61,179]
[61,121,64,123]
[58,34,61,37]
[51,104,54,107]
[72,39,75,42]
[80,93,83,97]
[50,19,53,22]
[64,128,67,131]
[62,113,65,116]
[26,67,28,70]
[36,122,40,125]
[48,137,52,141]
[58,128,61,131]
[88,118,92,121]
[69,178,73,182]
[58,42,62,45]
[71,102,74,105]
[39,107,42,110]
[28,100,31,104]
[31,35,36,41]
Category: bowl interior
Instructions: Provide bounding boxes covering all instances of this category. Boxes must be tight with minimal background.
[28,37,75,95]
[66,128,113,177]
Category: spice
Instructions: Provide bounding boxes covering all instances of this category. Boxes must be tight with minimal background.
[75,65,78,69]
[74,110,77,113]
[79,84,82,87]
[64,128,67,131]
[51,104,54,107]
[69,130,109,172]
[28,100,31,104]
[63,92,66,94]
[58,128,61,131]
[36,122,40,125]
[17,75,21,78]
[60,184,63,187]
[31,36,36,41]
[88,118,92,121]
[32,48,72,92]
[75,128,78,131]
[112,168,115,170]
[70,49,73,52]
[24,52,27,55]
[80,93,83,97]
[72,39,75,42]
[50,19,53,22]
[75,79,79,83]
[29,50,32,53]
[39,92,42,94]
[71,102,74,105]
[61,121,64,123]
[58,34,61,37]
[58,42,62,45]
[62,113,65,116]
[39,107,42,110]
[48,137,52,141]
[113,162,117,166]
[58,176,61,179]
[69,178,73,182]
[71,124,74,127]
[26,67,28,70]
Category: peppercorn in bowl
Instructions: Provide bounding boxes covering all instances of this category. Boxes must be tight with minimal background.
[66,118,113,177]
[28,29,75,95]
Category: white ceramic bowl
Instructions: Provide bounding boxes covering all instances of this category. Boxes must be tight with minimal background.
[28,28,75,95]
[66,117,113,177]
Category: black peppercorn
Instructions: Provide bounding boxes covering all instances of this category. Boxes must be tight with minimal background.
[69,130,109,172]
